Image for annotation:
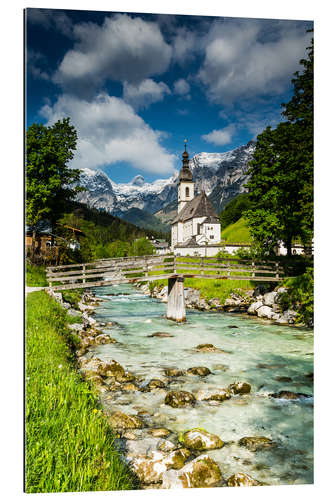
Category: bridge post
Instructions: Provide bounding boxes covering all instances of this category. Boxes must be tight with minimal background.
[166,276,186,322]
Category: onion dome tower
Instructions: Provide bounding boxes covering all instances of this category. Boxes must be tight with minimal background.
[178,139,194,213]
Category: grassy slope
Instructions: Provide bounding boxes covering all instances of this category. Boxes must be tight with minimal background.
[150,277,254,304]
[220,217,252,244]
[26,264,48,287]
[25,291,135,493]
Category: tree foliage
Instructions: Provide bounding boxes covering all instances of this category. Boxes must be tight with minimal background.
[219,193,252,230]
[26,118,82,229]
[245,32,313,256]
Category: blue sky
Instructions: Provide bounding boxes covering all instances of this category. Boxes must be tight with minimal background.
[25,8,313,183]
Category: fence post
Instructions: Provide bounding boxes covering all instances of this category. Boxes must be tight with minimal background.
[201,257,204,275]
[275,262,279,280]
[252,260,255,278]
[83,264,86,283]
[173,254,177,274]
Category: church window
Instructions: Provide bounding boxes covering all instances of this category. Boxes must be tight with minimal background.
[210,235,214,239]
[185,187,190,197]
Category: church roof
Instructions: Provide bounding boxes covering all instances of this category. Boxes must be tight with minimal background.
[172,191,219,224]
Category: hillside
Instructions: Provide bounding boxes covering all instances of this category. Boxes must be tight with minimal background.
[220,217,252,244]
[118,207,170,233]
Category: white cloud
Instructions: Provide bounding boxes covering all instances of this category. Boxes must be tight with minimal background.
[173,78,190,96]
[53,14,172,96]
[198,19,312,105]
[39,93,176,175]
[202,124,236,146]
[123,79,171,109]
[172,27,197,64]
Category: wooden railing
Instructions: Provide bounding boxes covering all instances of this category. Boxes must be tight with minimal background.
[46,254,286,291]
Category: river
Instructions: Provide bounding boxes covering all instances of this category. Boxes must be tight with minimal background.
[89,283,313,486]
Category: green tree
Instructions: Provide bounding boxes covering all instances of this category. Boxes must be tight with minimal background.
[26,118,82,252]
[219,193,252,230]
[128,237,154,256]
[245,34,313,256]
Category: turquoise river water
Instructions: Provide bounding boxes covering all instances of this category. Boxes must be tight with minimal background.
[90,283,314,486]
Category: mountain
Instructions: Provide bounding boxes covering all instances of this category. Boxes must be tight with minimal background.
[118,207,170,233]
[76,141,255,226]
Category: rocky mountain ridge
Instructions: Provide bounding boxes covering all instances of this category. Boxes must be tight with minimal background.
[76,141,255,227]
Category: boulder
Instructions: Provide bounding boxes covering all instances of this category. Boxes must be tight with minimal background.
[275,309,298,324]
[109,411,144,429]
[186,366,211,377]
[122,382,140,392]
[228,382,251,395]
[195,388,231,402]
[263,291,277,306]
[163,448,191,470]
[195,344,225,353]
[238,436,274,452]
[257,305,274,319]
[247,301,263,315]
[97,360,125,379]
[227,472,261,487]
[162,455,223,488]
[165,391,196,408]
[164,368,185,377]
[183,429,224,451]
[158,440,177,452]
[148,332,174,338]
[94,334,115,345]
[148,379,166,390]
[270,390,311,400]
[131,455,166,484]
[148,428,171,438]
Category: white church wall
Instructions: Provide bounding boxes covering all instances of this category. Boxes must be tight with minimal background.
[202,223,221,243]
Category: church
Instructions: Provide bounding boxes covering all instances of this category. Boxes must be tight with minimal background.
[171,143,222,256]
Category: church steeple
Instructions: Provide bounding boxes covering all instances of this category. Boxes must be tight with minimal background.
[178,139,194,213]
[179,139,193,182]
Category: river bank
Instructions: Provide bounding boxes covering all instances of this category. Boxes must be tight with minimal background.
[46,283,314,489]
[143,282,306,327]
[25,290,136,493]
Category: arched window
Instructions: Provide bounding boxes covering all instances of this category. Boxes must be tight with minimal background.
[185,186,190,197]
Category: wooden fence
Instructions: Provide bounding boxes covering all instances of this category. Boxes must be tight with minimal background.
[46,254,285,291]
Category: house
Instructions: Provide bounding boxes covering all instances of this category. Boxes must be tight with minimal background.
[150,238,170,255]
[171,143,222,256]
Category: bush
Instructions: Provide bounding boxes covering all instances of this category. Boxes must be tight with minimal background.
[280,267,314,325]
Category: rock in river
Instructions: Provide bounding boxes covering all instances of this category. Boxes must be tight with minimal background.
[148,379,166,390]
[195,388,231,402]
[238,436,274,452]
[162,455,223,488]
[195,343,225,353]
[164,368,185,377]
[228,382,251,395]
[148,428,170,438]
[183,429,224,451]
[148,332,174,338]
[270,390,311,400]
[227,472,262,486]
[186,366,211,377]
[109,411,144,429]
[165,391,196,408]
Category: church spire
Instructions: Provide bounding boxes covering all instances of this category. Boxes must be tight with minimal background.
[179,139,192,181]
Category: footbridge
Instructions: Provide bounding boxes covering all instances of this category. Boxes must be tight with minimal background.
[46,254,286,322]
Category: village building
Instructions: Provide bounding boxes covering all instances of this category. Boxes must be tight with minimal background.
[171,144,222,256]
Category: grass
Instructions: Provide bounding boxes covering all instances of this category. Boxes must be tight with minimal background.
[220,217,252,244]
[150,277,255,305]
[25,291,136,493]
[61,289,83,310]
[26,263,48,287]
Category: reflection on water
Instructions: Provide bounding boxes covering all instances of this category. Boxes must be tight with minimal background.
[91,284,313,486]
